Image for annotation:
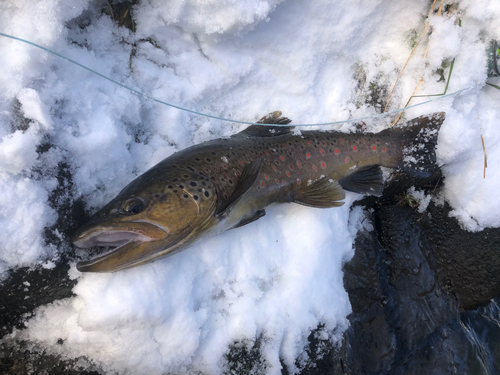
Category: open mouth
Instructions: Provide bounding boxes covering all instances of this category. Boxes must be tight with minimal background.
[74,230,152,272]
[72,221,171,272]
[73,230,142,249]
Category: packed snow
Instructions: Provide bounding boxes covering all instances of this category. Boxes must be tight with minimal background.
[1,0,499,373]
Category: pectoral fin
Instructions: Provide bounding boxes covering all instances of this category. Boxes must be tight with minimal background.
[231,209,266,229]
[293,178,346,208]
[216,158,264,216]
[338,165,384,195]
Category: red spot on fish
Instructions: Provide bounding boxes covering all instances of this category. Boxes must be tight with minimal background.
[283,144,287,148]
[223,164,227,168]
[286,171,291,177]
[280,156,285,161]
[265,174,269,180]
[297,162,302,168]
[340,139,344,143]
[297,178,301,184]
[345,157,349,163]
[321,162,326,169]
[322,142,326,146]
[265,151,269,154]
[308,141,311,145]
[352,146,357,151]
[275,179,280,184]
[261,181,265,187]
[240,160,244,164]
[272,165,277,171]
[237,171,241,176]
[313,165,317,171]
[320,149,325,155]
[335,149,340,154]
[372,146,377,150]
[282,181,286,185]
[306,153,311,159]
[382,147,386,152]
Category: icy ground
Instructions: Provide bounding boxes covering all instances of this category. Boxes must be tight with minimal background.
[0,0,499,374]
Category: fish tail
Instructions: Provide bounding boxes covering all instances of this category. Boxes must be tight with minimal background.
[397,112,445,178]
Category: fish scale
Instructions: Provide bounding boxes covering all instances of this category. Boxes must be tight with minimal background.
[72,111,445,272]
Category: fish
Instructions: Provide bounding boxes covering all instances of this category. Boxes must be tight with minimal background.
[72,111,445,272]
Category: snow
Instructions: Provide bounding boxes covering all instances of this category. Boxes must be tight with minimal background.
[1,0,500,373]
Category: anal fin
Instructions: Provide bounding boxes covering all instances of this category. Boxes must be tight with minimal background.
[339,165,384,195]
[293,178,345,208]
[231,209,266,229]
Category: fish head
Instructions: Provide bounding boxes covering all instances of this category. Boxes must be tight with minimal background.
[72,169,218,272]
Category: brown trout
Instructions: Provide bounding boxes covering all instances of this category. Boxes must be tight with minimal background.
[73,111,444,272]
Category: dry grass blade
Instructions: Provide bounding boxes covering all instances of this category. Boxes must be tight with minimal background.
[481,134,487,178]
[383,0,438,113]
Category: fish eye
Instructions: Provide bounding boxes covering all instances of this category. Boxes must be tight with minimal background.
[122,198,145,215]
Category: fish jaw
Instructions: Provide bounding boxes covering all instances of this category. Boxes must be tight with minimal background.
[73,221,171,272]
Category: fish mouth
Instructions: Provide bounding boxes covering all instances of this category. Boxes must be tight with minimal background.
[73,230,144,249]
[73,222,170,273]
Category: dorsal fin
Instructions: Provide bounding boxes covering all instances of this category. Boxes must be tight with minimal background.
[216,158,263,216]
[239,111,294,137]
[293,178,345,208]
[338,165,384,195]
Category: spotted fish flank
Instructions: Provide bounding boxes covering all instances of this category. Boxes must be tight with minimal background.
[72,111,445,272]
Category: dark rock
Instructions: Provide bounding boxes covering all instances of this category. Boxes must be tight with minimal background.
[343,171,500,374]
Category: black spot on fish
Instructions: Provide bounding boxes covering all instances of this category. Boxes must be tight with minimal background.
[190,181,197,187]
[202,182,206,186]
[168,185,173,189]
[179,185,184,189]
[206,158,211,162]
[211,152,216,155]
[193,195,199,200]
[183,194,188,199]
[195,157,200,161]
[204,191,210,197]
[173,178,178,182]
[229,179,233,184]
[184,174,189,178]
[187,166,194,172]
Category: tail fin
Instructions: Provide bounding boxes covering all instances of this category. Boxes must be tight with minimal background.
[398,112,445,178]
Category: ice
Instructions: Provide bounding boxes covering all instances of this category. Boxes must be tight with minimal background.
[1,0,500,373]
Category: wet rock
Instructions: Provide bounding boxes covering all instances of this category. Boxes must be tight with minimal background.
[343,172,500,374]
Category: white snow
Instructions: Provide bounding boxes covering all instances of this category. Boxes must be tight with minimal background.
[1,0,500,373]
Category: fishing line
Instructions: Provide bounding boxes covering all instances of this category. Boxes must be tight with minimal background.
[0,31,476,127]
